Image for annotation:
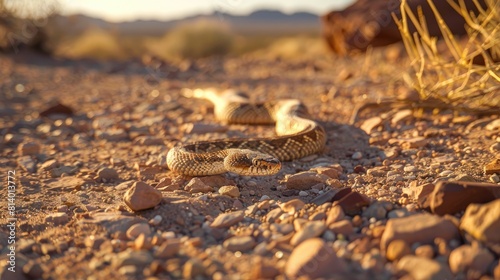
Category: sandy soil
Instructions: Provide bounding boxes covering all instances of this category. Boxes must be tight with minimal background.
[0,47,499,280]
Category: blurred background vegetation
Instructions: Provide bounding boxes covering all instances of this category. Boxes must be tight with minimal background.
[0,0,328,61]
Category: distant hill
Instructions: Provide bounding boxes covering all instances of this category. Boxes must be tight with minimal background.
[53,9,321,37]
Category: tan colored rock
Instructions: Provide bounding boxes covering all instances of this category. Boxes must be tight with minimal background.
[386,239,411,261]
[460,199,500,251]
[414,245,435,259]
[123,181,162,211]
[126,223,151,239]
[290,221,326,246]
[328,220,354,236]
[210,211,244,228]
[381,213,459,251]
[397,256,453,280]
[285,238,347,278]
[155,239,181,258]
[280,199,306,214]
[223,236,256,252]
[97,167,119,181]
[326,205,345,225]
[484,158,500,175]
[218,185,240,198]
[185,178,213,193]
[448,244,494,275]
[285,171,330,190]
[313,167,340,179]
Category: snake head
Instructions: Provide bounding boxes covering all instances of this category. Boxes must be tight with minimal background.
[224,149,281,176]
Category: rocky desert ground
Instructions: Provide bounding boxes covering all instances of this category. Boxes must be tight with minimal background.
[1,45,500,280]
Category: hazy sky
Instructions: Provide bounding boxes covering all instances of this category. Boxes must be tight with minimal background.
[59,0,355,22]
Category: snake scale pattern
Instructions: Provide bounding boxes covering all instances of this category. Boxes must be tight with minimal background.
[166,88,326,176]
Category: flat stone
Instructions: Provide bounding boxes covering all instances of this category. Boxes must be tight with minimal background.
[218,185,240,198]
[449,244,495,275]
[397,256,453,280]
[290,221,326,246]
[313,166,341,179]
[223,236,256,252]
[399,137,428,149]
[484,158,500,175]
[285,238,347,278]
[429,181,499,215]
[280,199,305,214]
[460,199,500,253]
[284,171,330,190]
[123,181,162,211]
[210,210,244,228]
[40,159,59,171]
[381,213,460,251]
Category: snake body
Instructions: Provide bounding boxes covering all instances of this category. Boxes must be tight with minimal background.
[166,88,326,176]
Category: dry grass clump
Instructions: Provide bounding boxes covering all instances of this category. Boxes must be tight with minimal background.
[151,20,234,60]
[251,36,329,59]
[55,28,127,60]
[395,0,500,112]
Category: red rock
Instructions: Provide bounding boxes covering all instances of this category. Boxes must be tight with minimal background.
[285,238,347,278]
[333,191,370,216]
[429,181,499,215]
[381,213,460,251]
[484,158,500,175]
[210,211,244,228]
[123,181,162,211]
[39,102,74,117]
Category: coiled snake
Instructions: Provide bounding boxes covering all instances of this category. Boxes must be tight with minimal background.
[166,88,326,176]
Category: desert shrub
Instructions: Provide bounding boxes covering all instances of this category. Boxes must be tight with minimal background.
[154,20,234,60]
[0,0,58,52]
[253,36,329,59]
[394,0,500,111]
[56,28,127,60]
